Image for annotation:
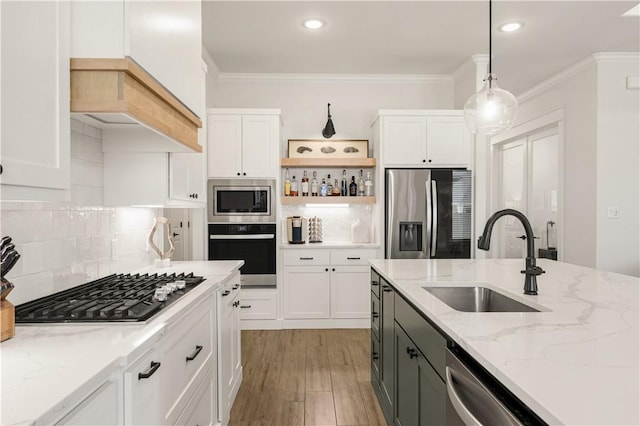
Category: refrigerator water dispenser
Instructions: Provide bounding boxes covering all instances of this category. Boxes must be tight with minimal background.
[399,222,423,252]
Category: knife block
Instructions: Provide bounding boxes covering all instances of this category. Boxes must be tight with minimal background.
[1,300,15,342]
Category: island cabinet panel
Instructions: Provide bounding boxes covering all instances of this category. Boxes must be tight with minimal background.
[394,323,446,426]
[56,379,120,425]
[370,267,448,426]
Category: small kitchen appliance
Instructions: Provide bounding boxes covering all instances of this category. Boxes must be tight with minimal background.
[287,216,308,244]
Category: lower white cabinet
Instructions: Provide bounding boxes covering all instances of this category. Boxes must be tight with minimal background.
[239,289,278,320]
[175,368,215,426]
[282,248,378,321]
[56,379,121,425]
[124,348,163,426]
[218,272,242,424]
[283,266,331,319]
[123,296,216,426]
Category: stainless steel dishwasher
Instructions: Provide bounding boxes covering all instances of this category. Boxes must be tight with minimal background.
[446,348,523,426]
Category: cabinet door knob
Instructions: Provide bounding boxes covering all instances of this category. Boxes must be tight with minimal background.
[243,172,247,176]
[332,268,335,272]
[237,172,241,176]
[422,159,426,163]
[428,159,432,163]
[195,193,198,199]
[325,268,329,272]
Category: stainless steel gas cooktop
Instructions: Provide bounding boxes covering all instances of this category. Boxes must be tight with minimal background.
[15,272,205,323]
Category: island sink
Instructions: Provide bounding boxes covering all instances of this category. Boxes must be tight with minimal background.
[423,286,540,312]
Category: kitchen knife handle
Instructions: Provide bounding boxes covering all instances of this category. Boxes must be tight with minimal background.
[138,361,161,380]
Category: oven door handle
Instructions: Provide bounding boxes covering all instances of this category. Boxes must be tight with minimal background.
[209,234,275,240]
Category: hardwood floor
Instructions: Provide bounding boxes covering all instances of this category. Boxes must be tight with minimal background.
[229,329,387,426]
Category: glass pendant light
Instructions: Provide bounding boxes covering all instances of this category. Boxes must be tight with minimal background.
[464,0,518,135]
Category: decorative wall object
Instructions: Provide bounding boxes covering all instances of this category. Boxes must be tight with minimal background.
[147,217,175,267]
[288,139,368,159]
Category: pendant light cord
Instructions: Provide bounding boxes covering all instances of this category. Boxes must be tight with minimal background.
[489,0,492,75]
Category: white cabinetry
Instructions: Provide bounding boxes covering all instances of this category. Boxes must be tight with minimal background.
[1,0,70,202]
[218,272,242,424]
[379,111,471,168]
[104,152,205,207]
[123,296,215,426]
[282,248,377,324]
[56,379,121,425]
[239,289,278,321]
[70,0,202,116]
[207,109,281,179]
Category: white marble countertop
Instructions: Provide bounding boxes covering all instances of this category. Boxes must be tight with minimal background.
[280,242,380,249]
[0,261,242,426]
[369,258,639,426]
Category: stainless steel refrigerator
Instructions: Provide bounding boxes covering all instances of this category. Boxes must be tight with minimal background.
[385,169,472,259]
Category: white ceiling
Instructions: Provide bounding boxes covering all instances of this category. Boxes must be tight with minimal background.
[202,1,639,96]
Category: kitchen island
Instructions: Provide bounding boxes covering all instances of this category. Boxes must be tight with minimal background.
[0,260,242,426]
[370,258,639,425]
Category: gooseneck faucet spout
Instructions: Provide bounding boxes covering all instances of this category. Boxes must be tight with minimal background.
[477,209,545,295]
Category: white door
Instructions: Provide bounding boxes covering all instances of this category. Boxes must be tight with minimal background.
[495,128,559,258]
[164,209,192,261]
[282,266,331,319]
[330,266,371,318]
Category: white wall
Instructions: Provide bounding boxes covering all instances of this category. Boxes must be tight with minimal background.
[0,120,160,305]
[206,68,455,146]
[595,56,640,276]
[505,62,599,269]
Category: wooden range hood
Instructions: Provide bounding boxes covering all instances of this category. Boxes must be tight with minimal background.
[71,58,202,153]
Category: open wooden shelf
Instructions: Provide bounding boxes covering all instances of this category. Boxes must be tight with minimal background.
[281,196,376,205]
[280,158,376,168]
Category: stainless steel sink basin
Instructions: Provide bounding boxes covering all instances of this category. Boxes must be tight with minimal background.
[423,286,540,312]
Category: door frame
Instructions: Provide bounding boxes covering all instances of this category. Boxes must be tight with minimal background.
[489,107,565,261]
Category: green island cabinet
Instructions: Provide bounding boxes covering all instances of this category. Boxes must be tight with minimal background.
[371,269,447,426]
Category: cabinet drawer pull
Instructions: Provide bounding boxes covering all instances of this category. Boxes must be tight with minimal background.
[222,290,231,297]
[299,257,314,260]
[186,345,203,362]
[240,305,252,309]
[372,352,379,360]
[371,280,379,286]
[372,312,379,318]
[406,347,419,359]
[138,361,161,380]
[347,257,361,260]
[232,284,240,290]
[382,286,393,293]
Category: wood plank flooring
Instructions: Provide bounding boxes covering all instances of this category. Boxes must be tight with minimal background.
[229,329,387,426]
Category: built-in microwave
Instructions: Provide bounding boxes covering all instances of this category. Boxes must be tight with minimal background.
[207,179,275,223]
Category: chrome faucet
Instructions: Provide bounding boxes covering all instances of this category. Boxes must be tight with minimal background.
[477,209,544,295]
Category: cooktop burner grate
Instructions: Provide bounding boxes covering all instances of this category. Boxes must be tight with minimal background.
[15,272,205,323]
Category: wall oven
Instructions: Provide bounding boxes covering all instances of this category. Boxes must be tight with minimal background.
[208,223,276,288]
[207,179,275,223]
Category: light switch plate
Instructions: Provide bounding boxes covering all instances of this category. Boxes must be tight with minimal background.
[607,206,620,219]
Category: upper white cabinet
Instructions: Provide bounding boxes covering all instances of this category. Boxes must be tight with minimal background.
[207,109,281,179]
[378,111,471,168]
[70,0,202,117]
[0,0,70,202]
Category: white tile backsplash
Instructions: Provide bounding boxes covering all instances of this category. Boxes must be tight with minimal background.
[281,204,374,243]
[1,119,160,305]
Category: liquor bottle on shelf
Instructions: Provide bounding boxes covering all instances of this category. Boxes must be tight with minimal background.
[284,168,291,196]
[320,177,328,196]
[311,171,319,196]
[341,169,348,196]
[326,174,333,196]
[332,178,341,196]
[301,170,309,196]
[364,171,373,196]
[290,176,299,196]
[349,176,357,196]
[357,170,365,196]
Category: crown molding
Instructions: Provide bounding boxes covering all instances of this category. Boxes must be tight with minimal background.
[215,72,453,84]
[517,55,596,103]
[593,52,640,63]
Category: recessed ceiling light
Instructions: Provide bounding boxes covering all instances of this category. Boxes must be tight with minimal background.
[499,21,524,32]
[303,19,324,30]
